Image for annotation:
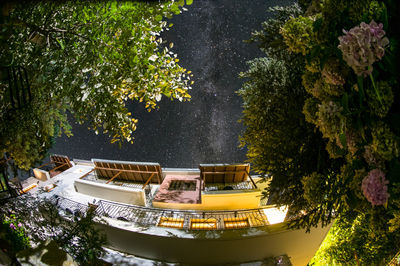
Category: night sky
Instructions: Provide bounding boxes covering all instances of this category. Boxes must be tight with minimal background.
[50,0,294,168]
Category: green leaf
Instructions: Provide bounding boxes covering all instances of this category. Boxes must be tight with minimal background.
[111,2,118,13]
[155,14,162,21]
[186,0,193,5]
[171,4,181,14]
[56,39,65,50]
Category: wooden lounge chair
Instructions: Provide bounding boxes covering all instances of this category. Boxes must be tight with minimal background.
[50,154,73,171]
[199,163,257,189]
[33,154,74,180]
[83,159,163,189]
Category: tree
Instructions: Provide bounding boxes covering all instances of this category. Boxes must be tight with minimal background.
[239,0,400,263]
[0,0,193,169]
[238,4,343,229]
[1,194,107,265]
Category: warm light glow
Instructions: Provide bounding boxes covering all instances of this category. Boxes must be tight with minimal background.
[190,218,217,230]
[263,206,288,224]
[20,183,37,194]
[224,217,250,229]
[158,217,184,229]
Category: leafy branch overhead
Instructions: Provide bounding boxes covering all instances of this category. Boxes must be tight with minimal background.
[0,1,193,169]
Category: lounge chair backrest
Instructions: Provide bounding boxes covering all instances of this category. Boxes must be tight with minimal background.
[50,154,73,171]
[92,159,163,184]
[199,164,250,184]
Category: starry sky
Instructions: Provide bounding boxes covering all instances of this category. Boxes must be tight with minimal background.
[50,0,294,168]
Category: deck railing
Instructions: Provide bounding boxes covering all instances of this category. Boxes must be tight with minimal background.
[51,196,89,215]
[388,250,400,266]
[51,196,272,230]
[83,172,254,191]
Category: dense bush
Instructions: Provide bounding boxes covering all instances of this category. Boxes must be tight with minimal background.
[239,3,343,229]
[0,214,31,253]
[239,0,400,264]
[1,195,107,265]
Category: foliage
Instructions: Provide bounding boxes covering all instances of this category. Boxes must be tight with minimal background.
[240,0,400,263]
[361,168,389,206]
[366,80,393,117]
[1,195,107,265]
[279,0,400,206]
[0,96,69,170]
[280,15,316,55]
[0,213,31,253]
[247,4,302,58]
[338,20,389,76]
[311,211,398,265]
[0,0,193,169]
[281,0,400,263]
[238,3,344,229]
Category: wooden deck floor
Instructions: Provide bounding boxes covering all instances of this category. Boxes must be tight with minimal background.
[152,175,202,204]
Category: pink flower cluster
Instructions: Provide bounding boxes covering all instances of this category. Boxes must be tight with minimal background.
[361,169,389,206]
[8,222,22,230]
[338,20,389,77]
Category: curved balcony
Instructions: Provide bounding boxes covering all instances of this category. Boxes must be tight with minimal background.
[50,195,330,266]
[52,195,287,230]
[38,161,331,265]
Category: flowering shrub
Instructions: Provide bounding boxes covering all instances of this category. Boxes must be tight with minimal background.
[1,214,30,252]
[371,122,399,161]
[362,169,389,206]
[363,145,384,168]
[321,58,346,86]
[302,71,320,97]
[283,8,396,208]
[345,130,359,156]
[303,97,319,124]
[366,80,393,118]
[325,140,345,159]
[241,0,400,262]
[280,16,316,55]
[316,101,346,141]
[302,70,344,101]
[338,20,389,77]
[305,57,321,73]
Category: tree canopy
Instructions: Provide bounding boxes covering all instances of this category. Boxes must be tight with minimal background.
[239,0,400,264]
[238,3,343,230]
[0,0,193,169]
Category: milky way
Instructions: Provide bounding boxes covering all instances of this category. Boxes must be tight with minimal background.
[50,0,294,168]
